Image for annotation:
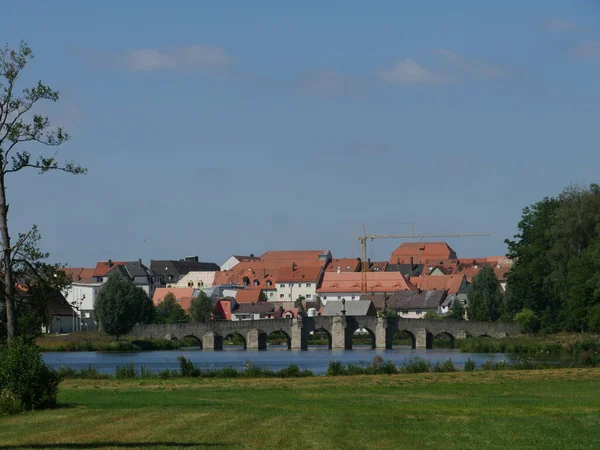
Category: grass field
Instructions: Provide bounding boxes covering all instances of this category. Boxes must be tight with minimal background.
[1,370,600,449]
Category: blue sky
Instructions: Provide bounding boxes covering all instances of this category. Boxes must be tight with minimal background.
[3,1,600,266]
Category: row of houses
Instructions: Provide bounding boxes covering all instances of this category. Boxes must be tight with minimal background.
[55,242,511,332]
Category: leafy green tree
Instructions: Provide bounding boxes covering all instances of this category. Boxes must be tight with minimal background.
[0,42,85,340]
[423,311,441,320]
[587,304,600,333]
[155,292,189,324]
[513,308,540,334]
[95,272,144,340]
[132,286,155,325]
[448,299,464,321]
[295,295,306,313]
[467,266,502,321]
[190,291,213,323]
[258,291,268,302]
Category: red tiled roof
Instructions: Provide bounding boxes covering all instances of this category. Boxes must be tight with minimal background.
[369,261,388,272]
[410,274,466,295]
[326,258,361,272]
[235,290,262,304]
[93,261,125,277]
[317,271,414,293]
[261,250,328,261]
[212,261,278,290]
[153,287,195,311]
[276,265,323,283]
[390,242,457,264]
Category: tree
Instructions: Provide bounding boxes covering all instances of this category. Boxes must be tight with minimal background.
[190,291,213,323]
[295,295,306,313]
[132,287,155,325]
[0,42,85,340]
[95,272,144,340]
[155,292,189,324]
[467,266,502,322]
[513,308,540,334]
[448,299,465,321]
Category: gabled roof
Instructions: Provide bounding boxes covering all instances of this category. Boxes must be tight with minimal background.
[93,261,125,277]
[317,271,414,293]
[276,265,323,283]
[234,290,263,304]
[390,242,457,264]
[369,261,388,272]
[150,260,220,280]
[212,262,277,290]
[364,290,446,311]
[321,300,377,317]
[326,258,361,273]
[152,287,196,311]
[123,261,152,279]
[410,274,466,295]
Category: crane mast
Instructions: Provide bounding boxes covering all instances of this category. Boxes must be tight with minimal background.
[357,227,490,294]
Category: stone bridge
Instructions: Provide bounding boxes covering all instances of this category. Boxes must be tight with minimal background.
[130,316,520,350]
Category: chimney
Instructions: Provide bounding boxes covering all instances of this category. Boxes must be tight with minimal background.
[337,266,341,274]
[108,259,112,267]
[410,256,414,271]
[250,253,255,258]
[138,258,142,266]
[473,259,478,269]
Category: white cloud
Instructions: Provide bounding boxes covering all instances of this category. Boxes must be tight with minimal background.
[124,45,232,72]
[437,49,503,80]
[379,58,449,85]
[575,40,600,60]
[542,19,580,33]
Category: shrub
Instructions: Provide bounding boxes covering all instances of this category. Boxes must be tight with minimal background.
[514,308,540,334]
[157,368,179,379]
[58,365,108,380]
[140,366,154,378]
[464,358,476,372]
[115,362,137,379]
[0,390,22,416]
[400,357,432,374]
[218,366,239,378]
[432,359,456,373]
[0,338,62,411]
[177,356,202,377]
[326,360,347,376]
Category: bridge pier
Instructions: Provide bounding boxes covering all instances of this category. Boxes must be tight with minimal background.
[415,328,433,349]
[202,332,223,350]
[455,330,468,340]
[291,318,308,350]
[376,317,389,349]
[332,316,346,349]
[247,329,267,350]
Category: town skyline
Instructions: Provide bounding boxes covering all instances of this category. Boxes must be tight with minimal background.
[3,1,599,266]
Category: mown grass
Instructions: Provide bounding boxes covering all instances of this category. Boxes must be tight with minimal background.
[1,369,600,449]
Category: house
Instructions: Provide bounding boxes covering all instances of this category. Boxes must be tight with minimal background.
[231,302,275,321]
[409,274,468,313]
[213,297,236,320]
[175,271,217,289]
[317,271,414,304]
[153,287,197,312]
[220,254,260,271]
[62,267,103,331]
[325,258,361,273]
[123,260,156,298]
[456,257,512,293]
[321,300,377,317]
[274,263,324,303]
[44,292,79,333]
[150,257,220,287]
[365,290,446,319]
[389,242,458,265]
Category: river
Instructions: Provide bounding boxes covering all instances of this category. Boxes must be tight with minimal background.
[42,346,520,375]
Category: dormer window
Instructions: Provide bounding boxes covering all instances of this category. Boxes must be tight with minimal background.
[266,280,272,287]
[253,280,260,287]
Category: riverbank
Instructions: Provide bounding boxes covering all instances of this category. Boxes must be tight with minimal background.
[2,369,600,449]
[456,333,600,354]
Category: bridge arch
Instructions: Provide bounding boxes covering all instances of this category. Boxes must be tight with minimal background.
[182,334,203,348]
[393,329,417,349]
[223,332,247,350]
[347,325,376,350]
[308,327,332,349]
[267,329,291,349]
[432,331,455,349]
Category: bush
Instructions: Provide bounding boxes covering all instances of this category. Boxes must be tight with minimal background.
[514,308,540,334]
[400,357,432,374]
[115,362,137,379]
[464,358,476,372]
[326,361,347,376]
[177,356,202,377]
[0,390,22,416]
[58,365,108,380]
[0,338,62,411]
[432,359,456,373]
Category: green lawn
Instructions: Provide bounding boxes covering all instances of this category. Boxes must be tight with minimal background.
[1,370,600,449]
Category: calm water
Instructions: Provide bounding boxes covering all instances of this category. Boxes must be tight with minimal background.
[42,346,519,375]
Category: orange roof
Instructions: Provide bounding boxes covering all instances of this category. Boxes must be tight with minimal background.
[212,261,278,289]
[369,261,388,272]
[276,265,323,283]
[153,287,196,311]
[61,267,98,283]
[93,261,125,277]
[261,250,328,261]
[390,242,457,264]
[317,271,414,293]
[326,258,361,272]
[410,274,466,295]
[235,290,262,304]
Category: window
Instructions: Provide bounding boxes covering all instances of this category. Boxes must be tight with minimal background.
[402,310,408,315]
[253,280,260,286]
[351,296,356,300]
[416,310,422,314]
[289,283,293,287]
[306,294,312,299]
[280,294,284,298]
[323,296,327,300]
[269,292,273,297]
[306,283,311,288]
[266,280,272,287]
[298,283,301,288]
[280,284,285,288]
[168,275,173,281]
[96,277,103,283]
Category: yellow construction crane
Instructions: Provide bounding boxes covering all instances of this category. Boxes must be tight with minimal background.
[357,225,490,294]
